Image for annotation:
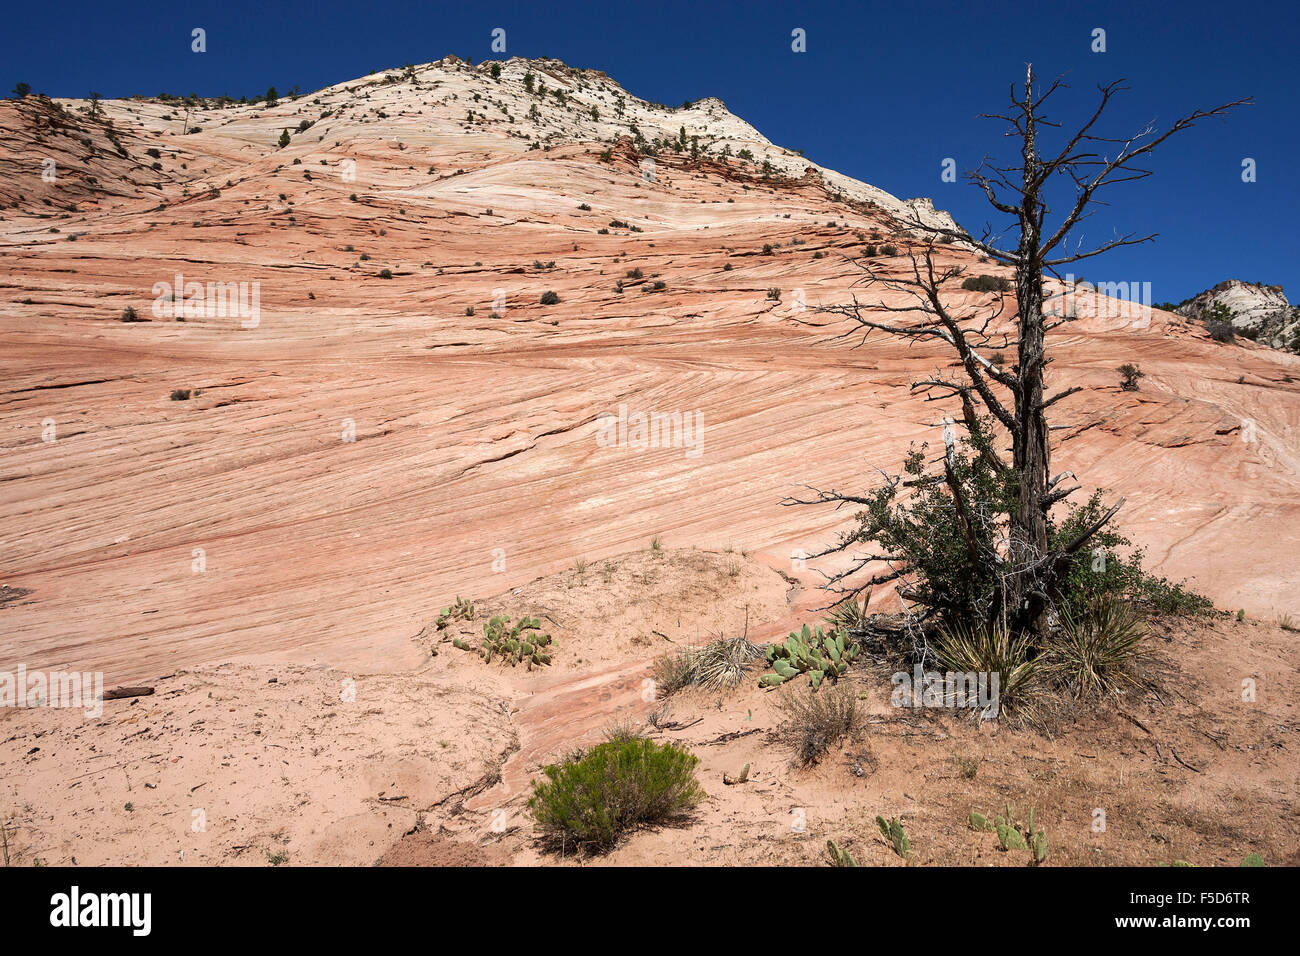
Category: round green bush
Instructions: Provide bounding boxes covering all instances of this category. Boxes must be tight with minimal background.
[527,738,704,852]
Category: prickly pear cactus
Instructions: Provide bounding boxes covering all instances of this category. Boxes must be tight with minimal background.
[826,839,858,867]
[876,815,910,858]
[452,613,555,669]
[995,803,1027,851]
[1031,827,1049,864]
[983,803,1047,861]
[435,596,475,629]
[760,623,860,690]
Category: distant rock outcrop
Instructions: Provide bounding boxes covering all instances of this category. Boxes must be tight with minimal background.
[1176,279,1300,352]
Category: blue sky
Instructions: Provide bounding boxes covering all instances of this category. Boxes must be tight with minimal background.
[4,0,1294,303]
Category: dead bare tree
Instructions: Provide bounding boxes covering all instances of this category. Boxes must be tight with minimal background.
[792,65,1248,640]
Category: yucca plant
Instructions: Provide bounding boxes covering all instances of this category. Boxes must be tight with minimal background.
[1051,596,1145,699]
[825,591,872,635]
[652,636,766,696]
[933,619,1042,720]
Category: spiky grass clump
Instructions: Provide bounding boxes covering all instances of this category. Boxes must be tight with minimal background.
[527,738,704,853]
[933,620,1042,721]
[774,682,862,766]
[652,636,767,696]
[1051,597,1145,699]
[825,593,871,635]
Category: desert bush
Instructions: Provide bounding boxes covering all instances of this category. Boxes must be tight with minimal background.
[1207,319,1236,343]
[961,274,1012,293]
[169,389,191,401]
[1129,571,1214,616]
[539,290,560,305]
[774,683,861,766]
[527,738,704,852]
[1054,491,1211,618]
[1117,363,1144,390]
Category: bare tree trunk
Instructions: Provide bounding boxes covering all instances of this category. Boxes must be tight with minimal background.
[1009,65,1052,637]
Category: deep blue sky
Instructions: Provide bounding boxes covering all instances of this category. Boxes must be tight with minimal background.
[5,0,1294,303]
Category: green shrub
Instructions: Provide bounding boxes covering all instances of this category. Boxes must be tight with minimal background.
[1207,319,1236,343]
[1117,363,1144,391]
[961,274,1011,293]
[527,738,704,852]
[539,290,560,305]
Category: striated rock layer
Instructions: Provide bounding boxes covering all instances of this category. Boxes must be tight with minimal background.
[1,57,1298,688]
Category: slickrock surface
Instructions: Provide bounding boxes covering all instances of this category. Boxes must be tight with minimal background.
[0,57,1297,866]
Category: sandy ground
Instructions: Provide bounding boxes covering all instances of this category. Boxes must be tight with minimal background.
[1,57,1297,866]
[2,547,1295,867]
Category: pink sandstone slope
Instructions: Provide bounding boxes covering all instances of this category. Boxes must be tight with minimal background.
[1,56,1296,692]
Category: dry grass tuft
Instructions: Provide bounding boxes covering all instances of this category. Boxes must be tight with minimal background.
[773,682,862,767]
